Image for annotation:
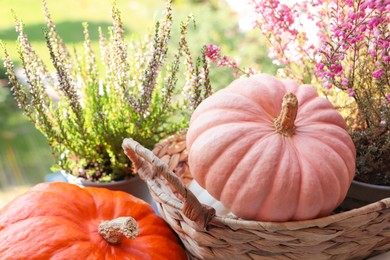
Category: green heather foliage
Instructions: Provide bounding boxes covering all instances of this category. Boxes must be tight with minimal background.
[2,0,212,182]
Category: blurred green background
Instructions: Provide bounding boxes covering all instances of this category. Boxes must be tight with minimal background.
[0,0,276,192]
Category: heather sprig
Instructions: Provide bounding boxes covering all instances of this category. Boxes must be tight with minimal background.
[3,0,211,182]
[130,0,173,116]
[180,16,210,108]
[203,44,257,78]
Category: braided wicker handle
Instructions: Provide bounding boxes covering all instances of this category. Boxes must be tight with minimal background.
[122,137,215,229]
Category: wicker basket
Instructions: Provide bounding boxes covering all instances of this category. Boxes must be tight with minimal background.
[122,133,390,259]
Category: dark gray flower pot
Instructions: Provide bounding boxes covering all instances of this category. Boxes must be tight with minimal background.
[340,180,390,210]
[62,171,157,211]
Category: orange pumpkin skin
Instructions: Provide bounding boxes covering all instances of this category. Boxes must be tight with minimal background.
[0,182,187,260]
[187,74,356,222]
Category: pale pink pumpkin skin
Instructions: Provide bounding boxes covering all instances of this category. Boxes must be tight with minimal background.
[186,74,356,222]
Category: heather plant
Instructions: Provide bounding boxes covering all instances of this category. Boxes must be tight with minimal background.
[205,0,390,185]
[2,0,212,182]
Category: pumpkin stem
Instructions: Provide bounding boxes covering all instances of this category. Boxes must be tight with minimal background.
[274,93,298,136]
[98,216,139,245]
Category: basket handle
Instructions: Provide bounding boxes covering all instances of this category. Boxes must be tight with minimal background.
[122,138,215,229]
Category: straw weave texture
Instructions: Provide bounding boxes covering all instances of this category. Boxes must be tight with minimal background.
[122,133,390,260]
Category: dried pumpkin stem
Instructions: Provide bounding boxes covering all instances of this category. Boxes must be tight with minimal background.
[274,93,298,137]
[98,216,139,245]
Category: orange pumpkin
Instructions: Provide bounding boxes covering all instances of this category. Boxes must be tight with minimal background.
[186,74,356,222]
[0,182,187,259]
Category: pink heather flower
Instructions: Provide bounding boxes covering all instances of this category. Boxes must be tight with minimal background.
[369,17,381,29]
[372,68,383,79]
[330,63,343,75]
[345,0,354,7]
[347,88,355,97]
[204,44,221,62]
[387,94,390,102]
[368,49,377,57]
[360,24,367,32]
[316,62,324,71]
[348,11,358,20]
[341,77,349,86]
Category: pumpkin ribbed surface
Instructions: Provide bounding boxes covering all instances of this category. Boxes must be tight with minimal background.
[186,74,356,221]
[0,182,187,259]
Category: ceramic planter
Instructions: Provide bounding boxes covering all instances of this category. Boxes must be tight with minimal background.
[340,179,390,210]
[61,171,157,211]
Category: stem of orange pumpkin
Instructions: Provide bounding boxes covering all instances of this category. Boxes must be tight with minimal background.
[98,216,139,245]
[274,93,298,137]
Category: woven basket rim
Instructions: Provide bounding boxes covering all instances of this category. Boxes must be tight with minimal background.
[123,135,390,231]
[211,198,390,231]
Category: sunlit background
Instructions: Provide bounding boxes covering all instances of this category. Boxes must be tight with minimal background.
[0,0,276,206]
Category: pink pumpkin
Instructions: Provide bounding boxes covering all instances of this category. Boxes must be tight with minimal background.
[186,74,355,222]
